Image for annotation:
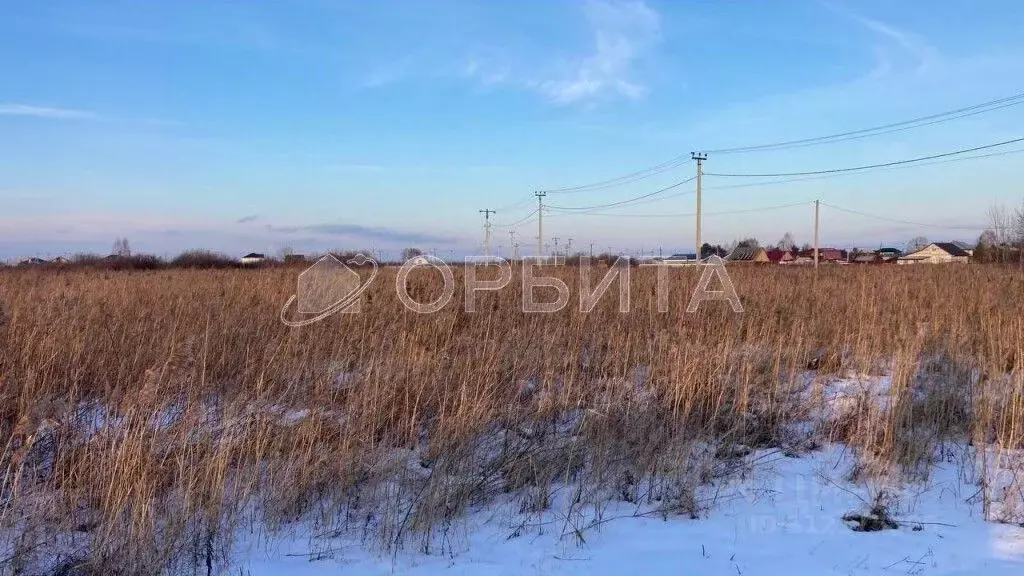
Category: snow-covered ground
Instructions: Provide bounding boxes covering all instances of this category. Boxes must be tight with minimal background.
[236,445,1024,575]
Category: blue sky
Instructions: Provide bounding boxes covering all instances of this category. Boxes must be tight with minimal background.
[2,0,1024,259]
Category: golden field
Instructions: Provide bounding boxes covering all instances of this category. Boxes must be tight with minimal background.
[0,264,1021,574]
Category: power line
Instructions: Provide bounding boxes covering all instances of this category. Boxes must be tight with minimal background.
[704,90,1024,155]
[820,202,987,231]
[494,196,535,212]
[703,146,1024,191]
[704,137,1024,178]
[548,200,813,219]
[533,90,1024,195]
[546,176,697,211]
[540,158,693,194]
[492,209,538,228]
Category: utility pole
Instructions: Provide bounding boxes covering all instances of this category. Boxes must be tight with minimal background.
[552,237,560,257]
[535,191,546,258]
[479,209,495,257]
[814,199,820,270]
[508,230,517,260]
[692,152,708,259]
[590,242,594,258]
[567,238,573,257]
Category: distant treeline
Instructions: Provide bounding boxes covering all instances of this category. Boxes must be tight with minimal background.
[2,250,310,270]
[3,250,652,271]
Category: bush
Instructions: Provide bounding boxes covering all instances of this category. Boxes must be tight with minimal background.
[170,250,238,269]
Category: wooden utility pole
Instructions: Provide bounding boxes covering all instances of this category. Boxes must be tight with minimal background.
[479,209,495,256]
[814,199,820,270]
[692,152,708,259]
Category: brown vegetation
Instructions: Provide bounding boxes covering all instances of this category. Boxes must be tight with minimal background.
[0,265,1022,573]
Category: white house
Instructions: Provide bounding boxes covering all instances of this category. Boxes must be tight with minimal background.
[661,253,700,266]
[240,253,267,266]
[897,243,971,265]
[405,255,434,266]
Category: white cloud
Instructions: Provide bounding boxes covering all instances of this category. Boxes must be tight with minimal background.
[0,104,100,120]
[464,0,662,105]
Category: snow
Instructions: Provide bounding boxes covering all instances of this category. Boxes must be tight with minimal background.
[235,445,1024,575]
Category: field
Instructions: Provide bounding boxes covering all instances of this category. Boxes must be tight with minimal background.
[1,264,1023,574]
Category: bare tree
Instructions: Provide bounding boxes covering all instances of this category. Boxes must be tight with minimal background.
[776,232,796,251]
[401,247,423,261]
[907,236,929,253]
[1015,200,1024,267]
[974,230,998,263]
[736,237,760,248]
[112,237,131,257]
[989,203,1012,263]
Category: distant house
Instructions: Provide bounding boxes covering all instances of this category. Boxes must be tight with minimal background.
[819,248,846,262]
[877,248,903,262]
[18,257,47,266]
[406,255,432,266]
[240,253,267,266]
[726,246,769,263]
[662,253,699,266]
[851,252,882,264]
[951,241,975,257]
[51,256,70,265]
[797,248,847,263]
[765,249,794,264]
[898,242,970,264]
[284,254,306,264]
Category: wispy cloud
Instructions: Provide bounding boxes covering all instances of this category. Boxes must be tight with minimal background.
[236,215,259,224]
[820,0,938,76]
[462,0,661,105]
[268,222,457,245]
[534,0,660,104]
[0,103,100,120]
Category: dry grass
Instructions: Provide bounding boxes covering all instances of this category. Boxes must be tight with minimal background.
[0,264,1022,574]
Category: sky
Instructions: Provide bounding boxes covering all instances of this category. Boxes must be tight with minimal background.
[2,0,1024,260]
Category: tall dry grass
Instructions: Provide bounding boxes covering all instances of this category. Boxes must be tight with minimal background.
[0,264,1021,574]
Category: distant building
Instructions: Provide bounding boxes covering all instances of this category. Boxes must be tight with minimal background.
[241,253,267,266]
[765,249,794,264]
[726,246,769,263]
[951,241,975,257]
[18,257,47,266]
[661,253,699,266]
[797,248,847,263]
[851,252,882,264]
[898,242,970,264]
[406,255,432,266]
[284,254,306,263]
[877,248,903,262]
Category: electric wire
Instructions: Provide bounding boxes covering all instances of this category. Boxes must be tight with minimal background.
[821,202,987,231]
[704,137,1024,178]
[546,176,697,211]
[703,91,1024,155]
